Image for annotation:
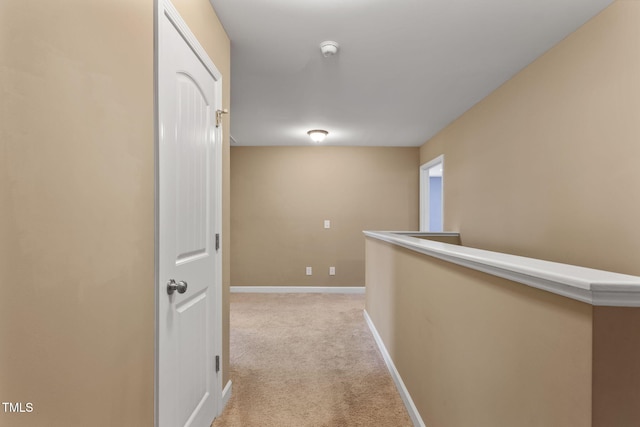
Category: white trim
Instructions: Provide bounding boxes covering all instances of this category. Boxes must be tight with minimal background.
[153,2,160,425]
[161,0,222,81]
[420,155,444,232]
[364,310,426,427]
[230,286,365,294]
[364,231,640,307]
[220,380,232,413]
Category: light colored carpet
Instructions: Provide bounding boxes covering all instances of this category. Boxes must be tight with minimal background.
[212,293,413,427]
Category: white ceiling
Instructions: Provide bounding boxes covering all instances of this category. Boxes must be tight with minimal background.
[209,0,613,147]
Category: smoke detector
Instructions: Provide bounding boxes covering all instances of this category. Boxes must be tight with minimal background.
[320,41,339,57]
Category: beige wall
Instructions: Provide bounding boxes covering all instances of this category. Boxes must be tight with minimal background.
[366,238,594,427]
[0,0,230,425]
[366,236,640,426]
[420,0,640,276]
[231,146,419,287]
[172,0,232,394]
[0,0,155,425]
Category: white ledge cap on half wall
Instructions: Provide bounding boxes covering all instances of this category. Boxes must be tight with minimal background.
[364,231,640,307]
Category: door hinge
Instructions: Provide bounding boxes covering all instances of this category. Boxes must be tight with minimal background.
[215,233,220,251]
[215,109,229,128]
[215,355,220,373]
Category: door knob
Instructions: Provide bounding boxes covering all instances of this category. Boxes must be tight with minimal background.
[167,279,188,295]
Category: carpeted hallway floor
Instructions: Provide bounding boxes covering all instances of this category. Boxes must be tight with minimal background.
[212,293,413,427]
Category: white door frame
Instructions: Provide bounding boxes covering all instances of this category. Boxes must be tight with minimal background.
[154,0,224,424]
[420,155,444,232]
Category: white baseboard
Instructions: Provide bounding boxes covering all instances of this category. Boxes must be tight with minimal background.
[230,286,365,294]
[364,310,426,427]
[220,380,232,414]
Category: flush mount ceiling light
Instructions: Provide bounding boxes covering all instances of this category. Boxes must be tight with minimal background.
[307,129,328,143]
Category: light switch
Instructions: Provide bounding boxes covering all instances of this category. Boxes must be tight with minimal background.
[324,220,331,229]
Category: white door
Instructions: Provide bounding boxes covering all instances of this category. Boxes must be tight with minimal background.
[157,2,223,426]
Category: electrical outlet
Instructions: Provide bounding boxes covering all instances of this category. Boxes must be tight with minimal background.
[329,266,336,276]
[324,220,331,229]
[306,267,312,276]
